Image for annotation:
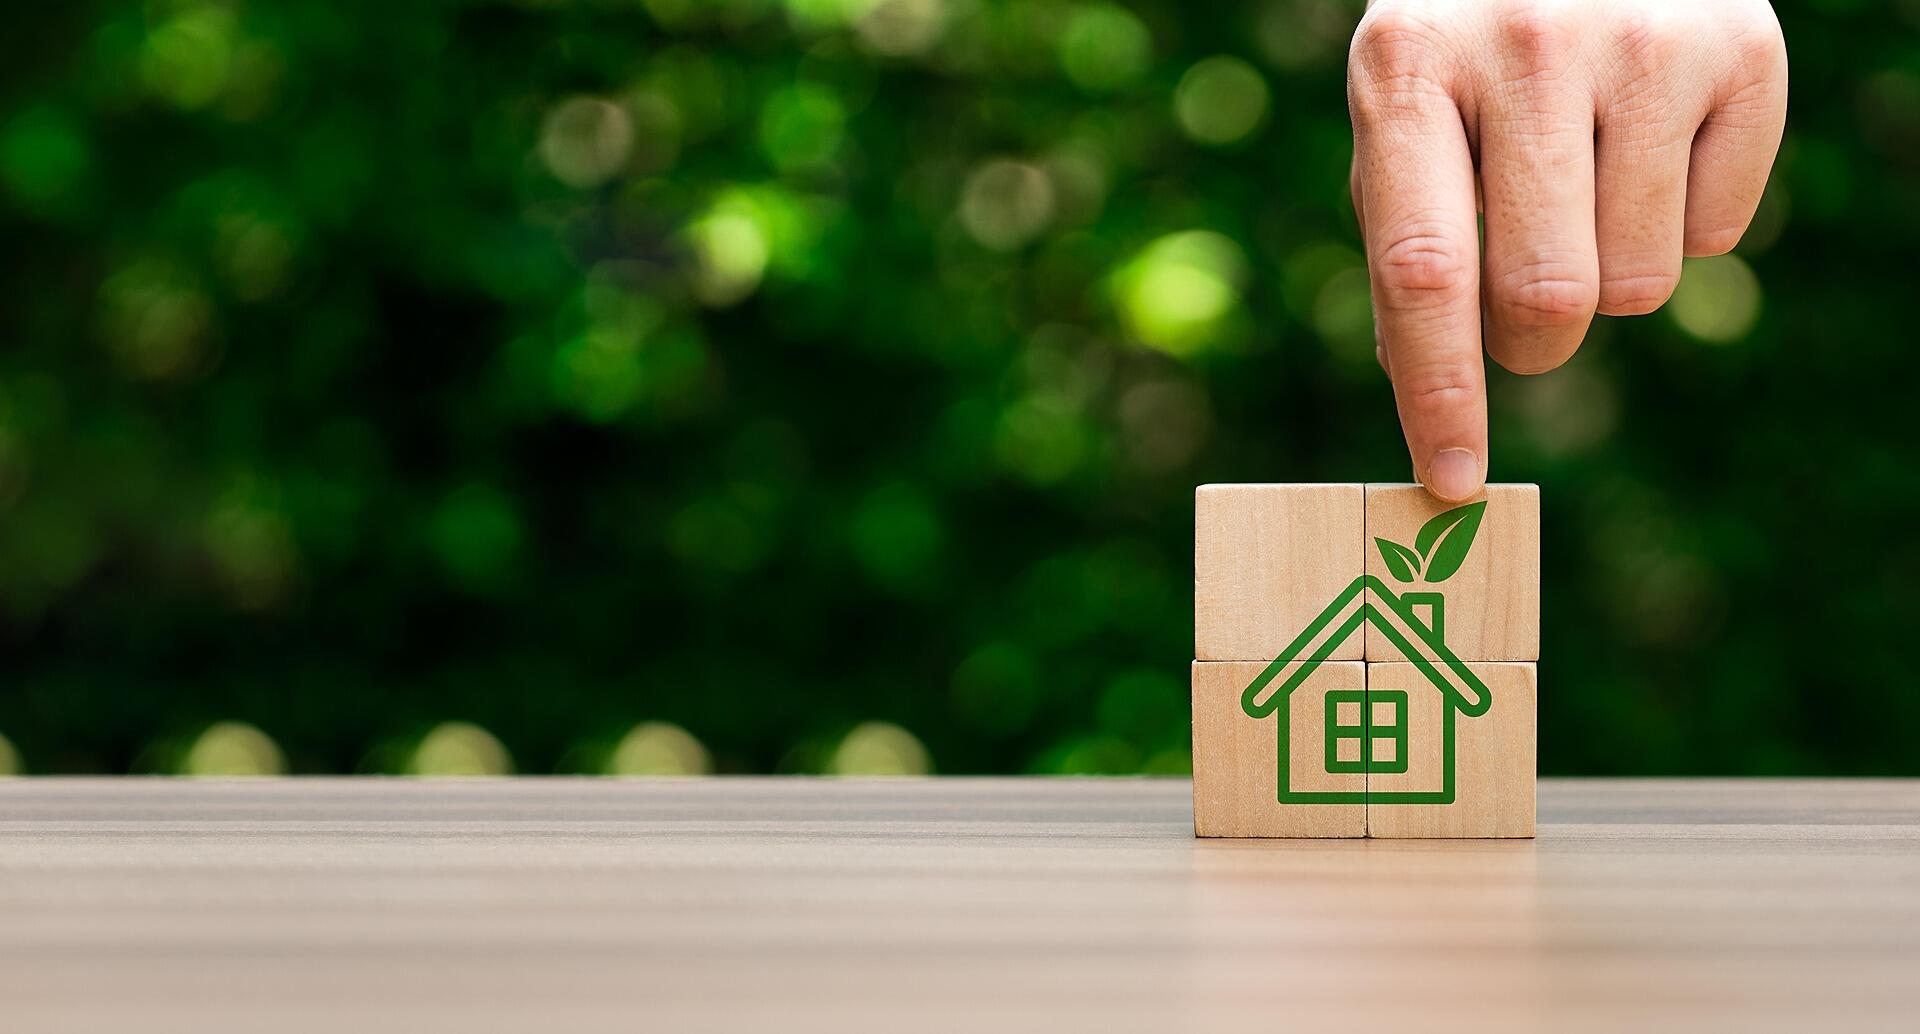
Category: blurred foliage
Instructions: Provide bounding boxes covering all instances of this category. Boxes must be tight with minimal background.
[0,0,1916,777]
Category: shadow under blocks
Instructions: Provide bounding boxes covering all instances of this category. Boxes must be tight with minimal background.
[1192,483,1539,838]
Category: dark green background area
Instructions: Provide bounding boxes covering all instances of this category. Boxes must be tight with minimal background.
[0,0,1913,775]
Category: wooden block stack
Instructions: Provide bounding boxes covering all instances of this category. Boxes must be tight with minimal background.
[1192,483,1539,838]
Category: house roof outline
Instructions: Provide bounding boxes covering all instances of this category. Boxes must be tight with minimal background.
[1239,574,1492,720]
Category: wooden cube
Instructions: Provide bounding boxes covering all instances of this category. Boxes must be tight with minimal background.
[1195,484,1364,661]
[1192,660,1364,838]
[1363,483,1539,662]
[1363,662,1536,838]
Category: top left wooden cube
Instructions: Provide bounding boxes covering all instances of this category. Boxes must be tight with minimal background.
[1195,484,1364,661]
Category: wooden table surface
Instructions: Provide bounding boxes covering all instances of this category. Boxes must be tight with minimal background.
[3,778,1917,1032]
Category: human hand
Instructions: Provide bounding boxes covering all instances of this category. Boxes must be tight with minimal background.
[1347,0,1788,500]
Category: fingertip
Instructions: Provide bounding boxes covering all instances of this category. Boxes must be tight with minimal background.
[1424,447,1484,502]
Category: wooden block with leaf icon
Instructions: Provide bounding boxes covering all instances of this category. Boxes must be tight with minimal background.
[1363,485,1539,662]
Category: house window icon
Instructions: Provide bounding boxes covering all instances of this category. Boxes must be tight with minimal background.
[1324,689,1409,775]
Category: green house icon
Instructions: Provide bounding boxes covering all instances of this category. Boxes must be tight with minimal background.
[1239,575,1492,806]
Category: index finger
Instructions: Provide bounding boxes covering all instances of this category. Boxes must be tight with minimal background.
[1348,22,1486,502]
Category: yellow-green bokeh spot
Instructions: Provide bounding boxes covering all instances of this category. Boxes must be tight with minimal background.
[180,721,285,777]
[203,478,299,611]
[830,721,931,775]
[783,0,872,33]
[607,721,713,776]
[994,394,1090,484]
[685,185,828,306]
[688,201,772,306]
[95,256,214,382]
[1059,4,1151,92]
[538,96,634,189]
[551,325,647,422]
[408,721,514,777]
[1670,254,1762,344]
[1112,230,1247,357]
[959,159,1055,251]
[140,5,238,110]
[758,84,845,172]
[0,731,20,777]
[1174,56,1269,146]
[854,0,951,56]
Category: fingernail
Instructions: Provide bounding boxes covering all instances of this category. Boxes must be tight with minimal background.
[1426,448,1482,501]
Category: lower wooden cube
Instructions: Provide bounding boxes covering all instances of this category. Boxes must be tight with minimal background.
[1191,660,1365,838]
[1364,662,1536,839]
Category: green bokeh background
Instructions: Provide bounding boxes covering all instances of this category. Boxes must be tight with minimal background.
[1,0,1914,776]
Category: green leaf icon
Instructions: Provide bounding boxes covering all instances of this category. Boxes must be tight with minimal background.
[1415,500,1486,583]
[1374,537,1421,582]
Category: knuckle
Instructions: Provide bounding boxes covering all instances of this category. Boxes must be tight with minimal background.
[1395,360,1483,417]
[1350,9,1451,94]
[1597,271,1679,315]
[1492,1,1577,76]
[1610,10,1689,80]
[1373,229,1476,310]
[1725,17,1788,82]
[1489,261,1599,326]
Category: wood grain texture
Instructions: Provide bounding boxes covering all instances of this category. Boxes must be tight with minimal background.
[1366,662,1536,838]
[1195,483,1363,661]
[1364,483,1540,661]
[2,778,1919,1033]
[1192,661,1364,837]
